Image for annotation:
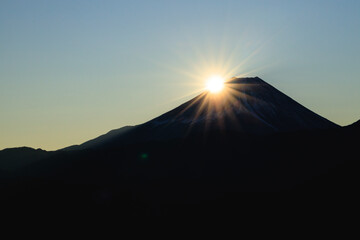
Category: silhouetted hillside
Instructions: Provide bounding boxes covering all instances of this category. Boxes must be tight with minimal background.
[0,77,357,218]
[343,119,360,135]
[61,126,134,151]
[0,126,358,218]
[350,119,360,128]
[0,147,50,171]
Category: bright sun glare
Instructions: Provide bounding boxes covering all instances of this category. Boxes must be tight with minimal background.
[206,75,224,93]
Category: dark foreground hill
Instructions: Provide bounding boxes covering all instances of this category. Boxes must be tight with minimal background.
[349,119,360,129]
[0,126,358,218]
[0,147,51,171]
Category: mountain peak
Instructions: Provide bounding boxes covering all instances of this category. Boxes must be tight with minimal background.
[66,76,339,150]
[228,76,263,84]
[147,76,338,134]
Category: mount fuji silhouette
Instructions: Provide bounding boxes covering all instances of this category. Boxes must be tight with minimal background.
[66,77,338,150]
[0,76,358,218]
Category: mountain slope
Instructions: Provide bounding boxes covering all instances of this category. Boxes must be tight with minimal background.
[61,126,134,151]
[1,120,357,217]
[76,77,338,149]
[148,77,337,131]
[350,120,360,127]
[345,119,360,135]
[0,147,50,171]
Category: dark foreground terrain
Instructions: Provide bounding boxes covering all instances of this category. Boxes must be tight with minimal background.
[0,123,358,218]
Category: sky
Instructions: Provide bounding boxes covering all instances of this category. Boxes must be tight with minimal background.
[1,0,360,150]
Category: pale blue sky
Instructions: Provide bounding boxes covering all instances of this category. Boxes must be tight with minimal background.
[1,0,359,150]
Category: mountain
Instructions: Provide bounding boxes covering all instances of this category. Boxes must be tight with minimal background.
[69,77,338,149]
[61,126,134,151]
[0,147,49,171]
[350,119,360,127]
[0,77,357,218]
[1,117,357,218]
[147,76,337,132]
[345,119,360,135]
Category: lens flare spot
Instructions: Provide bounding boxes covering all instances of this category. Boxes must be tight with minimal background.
[206,76,224,93]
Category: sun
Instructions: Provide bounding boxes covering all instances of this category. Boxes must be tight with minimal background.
[206,75,225,93]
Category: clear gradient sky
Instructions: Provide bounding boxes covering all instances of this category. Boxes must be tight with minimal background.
[1,0,360,150]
